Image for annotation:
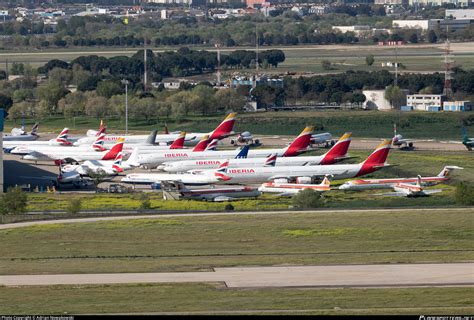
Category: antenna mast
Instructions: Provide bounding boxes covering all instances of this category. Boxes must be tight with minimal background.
[144,36,148,91]
[443,28,453,100]
[255,25,259,72]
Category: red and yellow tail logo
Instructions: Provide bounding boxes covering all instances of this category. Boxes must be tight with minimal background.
[320,132,352,165]
[209,112,237,140]
[102,137,125,160]
[356,140,391,177]
[192,135,210,152]
[282,126,314,157]
[169,132,186,149]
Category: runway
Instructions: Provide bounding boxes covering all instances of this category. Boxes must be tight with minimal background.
[0,263,472,288]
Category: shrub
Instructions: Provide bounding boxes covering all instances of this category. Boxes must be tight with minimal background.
[139,193,152,210]
[321,60,332,70]
[66,198,82,214]
[224,203,234,211]
[454,182,474,205]
[292,189,323,209]
[0,186,28,214]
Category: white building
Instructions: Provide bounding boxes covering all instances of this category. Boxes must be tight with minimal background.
[393,18,472,31]
[392,19,430,30]
[362,90,393,110]
[375,0,405,3]
[309,6,328,15]
[446,9,474,19]
[409,0,471,6]
[407,94,445,111]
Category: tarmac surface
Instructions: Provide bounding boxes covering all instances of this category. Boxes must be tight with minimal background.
[0,263,472,288]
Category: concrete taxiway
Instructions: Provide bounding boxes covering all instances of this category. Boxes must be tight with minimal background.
[0,263,472,288]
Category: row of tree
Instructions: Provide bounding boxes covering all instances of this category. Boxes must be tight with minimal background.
[6,83,248,121]
[35,48,285,85]
[283,69,474,104]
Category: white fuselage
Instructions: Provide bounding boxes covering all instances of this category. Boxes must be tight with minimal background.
[258,182,329,195]
[136,147,297,168]
[121,172,219,185]
[159,155,328,173]
[23,149,127,162]
[2,134,38,142]
[338,177,447,190]
[74,133,208,147]
[3,138,77,151]
[62,160,132,176]
[126,162,371,186]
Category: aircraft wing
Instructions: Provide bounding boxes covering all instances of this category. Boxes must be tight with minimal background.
[213,196,237,202]
[377,192,406,197]
[422,189,443,195]
[268,170,349,181]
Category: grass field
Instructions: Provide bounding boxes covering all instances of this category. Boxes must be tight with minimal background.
[2,43,473,73]
[5,110,474,140]
[0,284,472,314]
[0,209,472,275]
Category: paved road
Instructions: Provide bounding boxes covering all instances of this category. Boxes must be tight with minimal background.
[0,207,471,230]
[0,263,472,288]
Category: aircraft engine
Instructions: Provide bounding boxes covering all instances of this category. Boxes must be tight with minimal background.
[296,176,312,184]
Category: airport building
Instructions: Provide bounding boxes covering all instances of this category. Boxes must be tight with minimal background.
[406,94,446,111]
[408,0,472,6]
[446,9,474,19]
[443,100,472,112]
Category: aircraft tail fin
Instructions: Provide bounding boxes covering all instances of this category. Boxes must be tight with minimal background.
[320,132,352,165]
[145,130,158,145]
[235,145,249,159]
[416,175,422,187]
[214,160,231,181]
[169,131,186,149]
[205,139,219,151]
[437,166,463,177]
[319,175,332,188]
[30,123,39,136]
[363,140,392,165]
[56,128,72,145]
[282,126,314,157]
[193,135,210,152]
[209,112,237,140]
[264,153,277,167]
[112,152,124,173]
[125,147,140,167]
[92,133,107,151]
[102,137,125,160]
[356,140,392,177]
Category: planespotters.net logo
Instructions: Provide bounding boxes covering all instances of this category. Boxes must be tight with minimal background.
[419,316,474,320]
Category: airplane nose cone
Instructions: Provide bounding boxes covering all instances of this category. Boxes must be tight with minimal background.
[338,184,349,190]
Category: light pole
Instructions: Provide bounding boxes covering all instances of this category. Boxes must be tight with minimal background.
[121,79,129,135]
